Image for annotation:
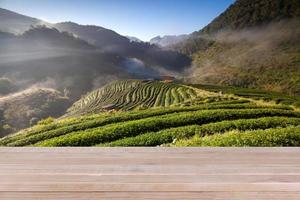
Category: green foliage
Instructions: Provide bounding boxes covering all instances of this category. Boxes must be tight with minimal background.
[188,20,300,95]
[175,126,300,147]
[101,117,300,146]
[173,0,300,96]
[201,0,300,34]
[1,85,299,147]
[32,109,300,147]
[2,102,291,146]
[1,102,271,146]
[65,80,203,116]
[194,84,300,108]
[176,0,300,54]
[37,117,55,126]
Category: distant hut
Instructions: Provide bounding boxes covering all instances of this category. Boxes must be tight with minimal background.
[141,78,154,83]
[102,104,118,112]
[160,76,176,83]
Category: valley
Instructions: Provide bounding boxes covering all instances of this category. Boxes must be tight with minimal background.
[0,0,299,146]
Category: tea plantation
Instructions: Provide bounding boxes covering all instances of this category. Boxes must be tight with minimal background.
[1,80,299,147]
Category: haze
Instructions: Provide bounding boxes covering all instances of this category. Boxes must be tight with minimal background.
[0,0,234,41]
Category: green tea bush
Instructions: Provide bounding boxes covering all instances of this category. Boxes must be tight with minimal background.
[32,109,300,147]
[37,117,55,126]
[175,126,300,147]
[101,117,300,146]
[2,102,283,146]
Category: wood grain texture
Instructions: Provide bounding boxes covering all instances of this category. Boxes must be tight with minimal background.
[0,147,299,199]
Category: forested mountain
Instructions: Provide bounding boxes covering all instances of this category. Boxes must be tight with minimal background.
[173,0,300,96]
[0,8,191,100]
[0,8,191,134]
[54,22,131,51]
[175,0,300,54]
[200,0,300,34]
[0,8,190,72]
[0,25,130,100]
[54,22,190,71]
[0,24,190,101]
[22,26,95,49]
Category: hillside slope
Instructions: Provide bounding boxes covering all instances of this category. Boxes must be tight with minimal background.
[0,26,127,101]
[176,0,300,54]
[201,0,300,34]
[1,89,299,147]
[188,20,300,95]
[54,22,133,51]
[0,88,70,137]
[0,8,191,101]
[65,80,213,116]
[174,0,300,96]
[53,22,191,71]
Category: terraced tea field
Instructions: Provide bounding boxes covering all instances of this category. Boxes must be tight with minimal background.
[1,81,299,146]
[194,84,300,108]
[65,80,207,116]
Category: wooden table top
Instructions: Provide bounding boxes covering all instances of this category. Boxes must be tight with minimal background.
[0,147,299,199]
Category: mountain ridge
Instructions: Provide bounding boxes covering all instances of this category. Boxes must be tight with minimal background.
[0,7,46,33]
[172,0,300,96]
[150,34,189,47]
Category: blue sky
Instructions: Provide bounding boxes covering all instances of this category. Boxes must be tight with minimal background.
[0,0,235,41]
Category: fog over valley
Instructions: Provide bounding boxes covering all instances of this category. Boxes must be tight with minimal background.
[0,0,299,146]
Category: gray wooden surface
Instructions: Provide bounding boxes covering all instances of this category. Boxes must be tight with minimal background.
[0,148,299,199]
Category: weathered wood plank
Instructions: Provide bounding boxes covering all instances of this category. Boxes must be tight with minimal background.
[1,147,300,153]
[0,148,299,199]
[1,182,300,192]
[1,174,299,183]
[1,192,300,200]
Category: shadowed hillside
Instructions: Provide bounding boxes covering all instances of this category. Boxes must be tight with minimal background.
[0,8,191,101]
[187,19,300,95]
[172,0,300,96]
[54,22,191,72]
[0,88,70,137]
[201,0,300,34]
